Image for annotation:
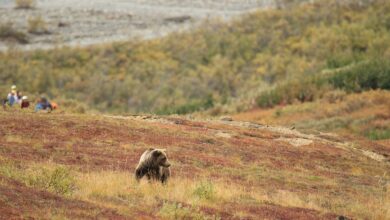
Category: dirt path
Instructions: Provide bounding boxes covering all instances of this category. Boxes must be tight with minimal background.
[0,0,274,51]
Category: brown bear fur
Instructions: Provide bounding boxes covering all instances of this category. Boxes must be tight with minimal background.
[135,148,171,183]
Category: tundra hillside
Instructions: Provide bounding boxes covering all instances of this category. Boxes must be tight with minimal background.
[0,111,389,219]
[1,0,389,114]
[0,1,389,219]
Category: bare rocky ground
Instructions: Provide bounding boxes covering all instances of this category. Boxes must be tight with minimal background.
[0,0,274,51]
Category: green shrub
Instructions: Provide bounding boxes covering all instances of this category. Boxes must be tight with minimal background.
[157,96,214,115]
[256,90,282,108]
[295,117,352,131]
[0,162,21,179]
[193,181,215,200]
[256,59,390,109]
[0,163,75,196]
[326,55,357,69]
[26,166,75,196]
[329,59,390,92]
[365,128,390,140]
[255,76,327,108]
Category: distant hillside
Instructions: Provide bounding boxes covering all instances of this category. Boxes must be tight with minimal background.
[234,90,390,141]
[1,0,389,114]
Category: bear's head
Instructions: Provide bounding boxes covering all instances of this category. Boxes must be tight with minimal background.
[151,149,171,168]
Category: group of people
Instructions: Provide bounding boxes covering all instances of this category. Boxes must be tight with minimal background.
[2,85,57,112]
[2,85,29,109]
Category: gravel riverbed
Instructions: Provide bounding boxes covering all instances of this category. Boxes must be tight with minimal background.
[0,0,274,51]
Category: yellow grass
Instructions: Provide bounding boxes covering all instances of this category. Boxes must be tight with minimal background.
[75,170,252,207]
[70,167,390,219]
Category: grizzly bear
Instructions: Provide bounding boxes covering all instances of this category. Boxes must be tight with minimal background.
[135,148,171,184]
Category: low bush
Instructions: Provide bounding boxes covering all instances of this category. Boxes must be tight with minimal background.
[256,59,390,109]
[0,23,28,44]
[0,162,75,195]
[326,54,357,69]
[329,59,390,92]
[157,96,214,115]
[26,166,75,196]
[365,128,390,140]
[15,0,36,9]
[28,16,50,35]
[255,77,327,108]
[193,181,215,201]
[0,162,21,179]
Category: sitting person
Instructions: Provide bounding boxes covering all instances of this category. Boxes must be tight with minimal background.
[35,96,53,112]
[6,86,18,107]
[16,91,23,105]
[3,85,19,109]
[21,96,30,109]
[2,98,7,110]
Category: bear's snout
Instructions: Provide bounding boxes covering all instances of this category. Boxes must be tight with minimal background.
[163,162,171,167]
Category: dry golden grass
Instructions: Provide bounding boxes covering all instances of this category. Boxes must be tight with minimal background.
[2,161,388,219]
[75,170,252,207]
[57,167,390,219]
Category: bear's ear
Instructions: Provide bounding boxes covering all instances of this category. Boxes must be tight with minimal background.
[152,150,162,157]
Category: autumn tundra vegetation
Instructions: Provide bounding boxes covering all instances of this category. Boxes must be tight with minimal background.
[1,0,389,114]
[0,0,389,219]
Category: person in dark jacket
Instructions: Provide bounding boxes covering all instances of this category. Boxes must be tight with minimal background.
[2,98,7,110]
[35,96,53,112]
